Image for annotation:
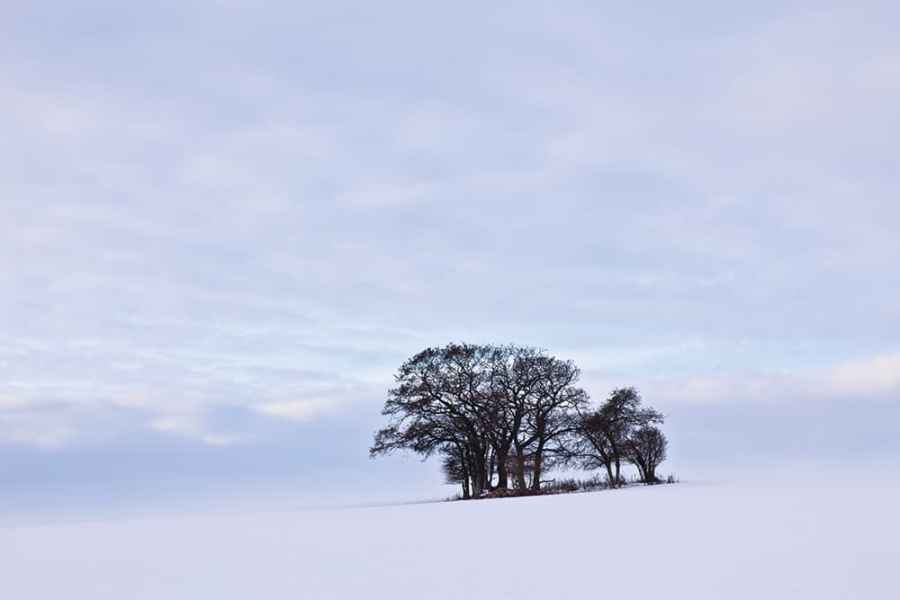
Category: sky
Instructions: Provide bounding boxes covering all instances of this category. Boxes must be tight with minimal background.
[2,1,899,520]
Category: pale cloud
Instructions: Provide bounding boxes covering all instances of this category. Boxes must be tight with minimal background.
[255,398,340,422]
[149,415,243,447]
[0,406,76,449]
[639,353,900,408]
[830,354,900,397]
[5,426,74,449]
[0,395,31,411]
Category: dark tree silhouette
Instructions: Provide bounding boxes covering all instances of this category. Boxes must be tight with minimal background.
[370,343,590,496]
[562,387,662,488]
[441,446,471,498]
[489,347,588,492]
[370,344,496,496]
[625,426,668,483]
[481,345,543,490]
[521,356,588,491]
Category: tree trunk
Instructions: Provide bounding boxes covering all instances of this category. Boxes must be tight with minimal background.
[460,452,472,498]
[513,443,527,489]
[495,448,509,489]
[470,447,487,496]
[472,469,485,497]
[496,440,516,490]
[635,462,647,483]
[530,442,545,492]
[487,450,496,490]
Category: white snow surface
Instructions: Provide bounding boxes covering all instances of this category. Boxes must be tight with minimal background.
[3,477,898,599]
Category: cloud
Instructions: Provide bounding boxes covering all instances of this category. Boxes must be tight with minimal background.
[0,396,30,411]
[830,354,900,397]
[636,353,900,408]
[149,415,243,447]
[0,398,76,449]
[255,398,340,422]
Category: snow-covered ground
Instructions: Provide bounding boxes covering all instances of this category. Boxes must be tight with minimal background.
[3,475,898,599]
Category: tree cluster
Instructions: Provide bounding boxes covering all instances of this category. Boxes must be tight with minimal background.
[370,343,669,499]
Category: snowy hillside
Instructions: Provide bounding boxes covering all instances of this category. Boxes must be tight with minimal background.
[4,477,898,599]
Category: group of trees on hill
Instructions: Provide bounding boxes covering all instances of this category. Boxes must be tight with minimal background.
[369,343,669,499]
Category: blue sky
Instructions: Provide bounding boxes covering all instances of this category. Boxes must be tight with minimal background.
[2,1,899,518]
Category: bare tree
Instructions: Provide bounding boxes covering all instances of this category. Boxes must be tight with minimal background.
[487,346,545,490]
[371,343,592,496]
[625,426,668,483]
[370,344,496,496]
[441,445,472,498]
[561,387,662,488]
[523,356,588,491]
